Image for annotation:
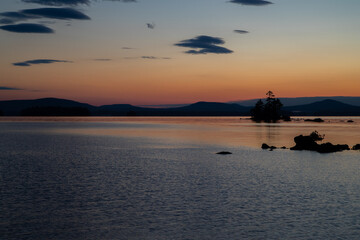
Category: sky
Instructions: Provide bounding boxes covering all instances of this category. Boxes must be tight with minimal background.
[1,0,360,106]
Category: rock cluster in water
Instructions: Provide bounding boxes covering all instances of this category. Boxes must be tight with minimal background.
[290,135,349,153]
[262,131,360,154]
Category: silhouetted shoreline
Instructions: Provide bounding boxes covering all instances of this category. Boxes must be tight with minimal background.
[1,97,360,116]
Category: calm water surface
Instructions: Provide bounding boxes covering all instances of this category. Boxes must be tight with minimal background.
[1,117,360,239]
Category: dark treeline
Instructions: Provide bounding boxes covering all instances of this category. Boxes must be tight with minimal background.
[21,107,91,116]
[251,91,289,122]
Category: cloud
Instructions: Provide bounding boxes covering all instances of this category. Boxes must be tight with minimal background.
[0,11,39,24]
[22,0,91,5]
[0,18,15,24]
[0,8,90,25]
[21,0,136,6]
[229,0,273,6]
[0,23,54,33]
[234,29,249,34]
[174,35,233,55]
[21,8,91,20]
[0,86,23,90]
[146,23,155,29]
[94,58,112,61]
[122,47,134,50]
[0,11,38,20]
[141,56,171,60]
[13,59,72,66]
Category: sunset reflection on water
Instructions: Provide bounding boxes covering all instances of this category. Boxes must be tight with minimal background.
[1,117,359,149]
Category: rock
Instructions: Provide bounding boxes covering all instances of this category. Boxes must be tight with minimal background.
[317,143,349,153]
[269,146,277,151]
[348,120,354,123]
[290,135,319,151]
[216,151,232,155]
[305,118,324,123]
[262,143,270,149]
[262,143,277,150]
[352,144,360,150]
[290,133,349,153]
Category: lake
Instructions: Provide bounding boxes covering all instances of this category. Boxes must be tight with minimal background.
[1,117,360,239]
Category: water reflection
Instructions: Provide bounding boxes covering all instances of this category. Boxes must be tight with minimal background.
[1,117,359,149]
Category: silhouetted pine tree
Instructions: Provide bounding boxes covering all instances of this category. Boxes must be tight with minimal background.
[251,91,284,122]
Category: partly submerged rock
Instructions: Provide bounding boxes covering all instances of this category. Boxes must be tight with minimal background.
[261,143,277,151]
[305,118,325,123]
[352,144,360,150]
[290,133,349,153]
[290,135,319,151]
[216,151,232,155]
[261,143,270,149]
[317,143,349,153]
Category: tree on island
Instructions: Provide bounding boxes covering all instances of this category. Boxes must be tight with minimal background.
[251,91,284,122]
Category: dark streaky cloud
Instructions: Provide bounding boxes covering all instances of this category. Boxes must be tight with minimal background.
[0,86,23,90]
[0,8,90,25]
[0,11,39,24]
[146,23,155,29]
[0,11,38,20]
[0,23,54,33]
[22,0,136,6]
[94,58,112,61]
[21,8,91,20]
[141,56,171,60]
[234,29,249,34]
[230,0,273,6]
[22,0,91,5]
[175,35,233,55]
[13,59,72,67]
[0,18,15,24]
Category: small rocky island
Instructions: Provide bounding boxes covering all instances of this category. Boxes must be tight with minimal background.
[263,131,359,153]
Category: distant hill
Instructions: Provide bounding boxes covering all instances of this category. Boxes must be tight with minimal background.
[166,102,250,116]
[232,96,360,107]
[96,102,251,116]
[284,99,360,116]
[0,98,251,116]
[1,97,360,116]
[0,98,94,116]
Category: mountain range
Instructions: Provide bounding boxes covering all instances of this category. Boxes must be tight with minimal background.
[231,96,360,107]
[1,97,360,116]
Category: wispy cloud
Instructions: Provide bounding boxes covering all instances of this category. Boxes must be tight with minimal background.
[141,56,172,60]
[93,58,112,61]
[22,0,136,6]
[175,35,233,55]
[229,0,273,6]
[13,59,72,66]
[0,8,90,26]
[0,86,23,90]
[234,29,249,34]
[21,8,91,20]
[0,23,54,33]
[146,23,155,29]
[0,19,16,24]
